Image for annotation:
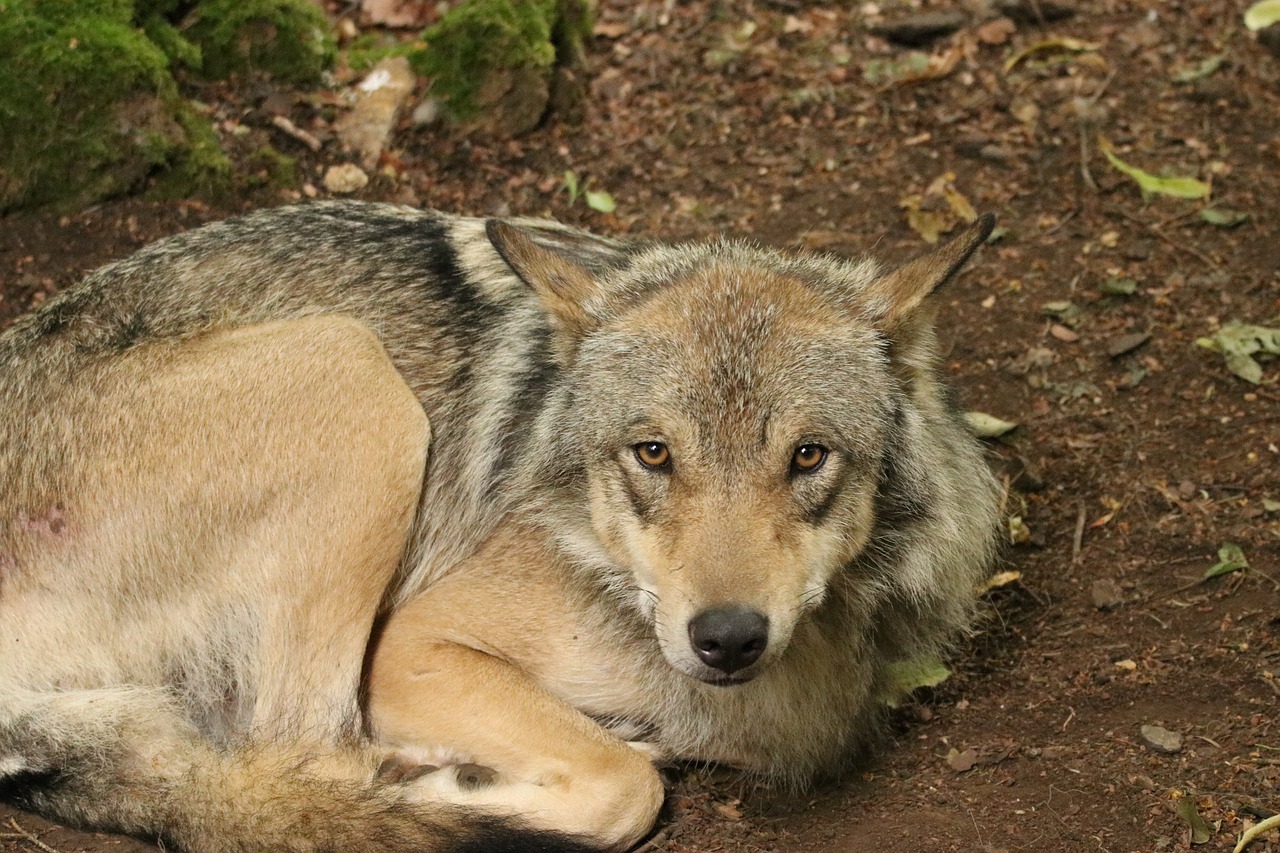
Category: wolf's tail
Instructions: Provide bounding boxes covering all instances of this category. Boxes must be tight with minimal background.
[0,685,600,853]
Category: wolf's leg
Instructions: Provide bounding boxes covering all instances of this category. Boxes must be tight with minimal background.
[369,614,665,851]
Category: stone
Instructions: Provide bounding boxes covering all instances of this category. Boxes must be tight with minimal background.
[323,163,369,194]
[1091,578,1125,611]
[870,11,967,47]
[1140,724,1183,755]
[336,56,417,168]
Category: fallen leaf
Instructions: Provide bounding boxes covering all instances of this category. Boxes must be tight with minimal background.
[1263,498,1280,513]
[1042,300,1082,327]
[713,801,743,820]
[1098,137,1211,200]
[593,21,629,39]
[979,570,1023,593]
[880,658,952,707]
[585,190,616,214]
[1204,542,1249,580]
[1245,0,1280,30]
[1008,515,1031,544]
[863,52,931,86]
[1003,37,1101,73]
[1050,323,1080,342]
[946,747,979,772]
[1174,53,1227,83]
[1174,796,1213,844]
[1200,208,1250,228]
[1196,321,1280,384]
[1107,332,1151,358]
[964,411,1019,438]
[1101,277,1138,296]
[977,17,1017,45]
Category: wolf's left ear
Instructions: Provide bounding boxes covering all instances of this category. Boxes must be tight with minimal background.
[487,220,599,347]
[860,213,995,328]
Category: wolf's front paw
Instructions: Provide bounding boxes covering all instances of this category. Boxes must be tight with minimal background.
[626,740,670,766]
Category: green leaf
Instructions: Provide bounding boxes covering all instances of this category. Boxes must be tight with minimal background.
[1204,542,1249,581]
[1003,37,1101,74]
[562,170,579,203]
[1101,277,1138,296]
[1200,208,1250,228]
[1246,0,1280,30]
[585,190,616,213]
[1042,300,1082,327]
[1098,137,1211,200]
[964,411,1018,438]
[1174,54,1226,83]
[880,658,951,707]
[1174,797,1213,844]
[1197,321,1280,384]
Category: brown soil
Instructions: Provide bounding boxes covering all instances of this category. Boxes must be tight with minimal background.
[2,1,1279,851]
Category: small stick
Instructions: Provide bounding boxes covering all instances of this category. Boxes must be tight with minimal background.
[1071,504,1086,565]
[1234,813,1280,853]
[270,115,323,152]
[4,819,64,853]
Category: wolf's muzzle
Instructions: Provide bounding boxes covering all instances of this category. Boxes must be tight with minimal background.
[687,606,769,675]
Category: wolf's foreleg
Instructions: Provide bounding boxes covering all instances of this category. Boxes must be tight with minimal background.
[369,632,665,852]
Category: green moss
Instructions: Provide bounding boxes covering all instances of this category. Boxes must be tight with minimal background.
[147,104,232,200]
[0,0,334,211]
[410,0,559,120]
[140,13,202,70]
[0,2,185,210]
[184,0,335,84]
[243,143,298,189]
[346,32,414,73]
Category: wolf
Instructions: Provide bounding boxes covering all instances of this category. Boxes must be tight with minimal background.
[0,202,1000,852]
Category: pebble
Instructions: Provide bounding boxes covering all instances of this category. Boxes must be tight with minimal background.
[1140,724,1183,755]
[323,163,369,194]
[869,11,966,46]
[1091,578,1125,611]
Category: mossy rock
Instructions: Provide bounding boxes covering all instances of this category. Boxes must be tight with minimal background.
[0,0,221,212]
[0,0,336,212]
[184,0,335,84]
[410,0,592,136]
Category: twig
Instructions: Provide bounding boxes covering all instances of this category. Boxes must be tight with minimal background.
[1071,503,1086,565]
[1234,813,1280,853]
[1114,209,1218,267]
[4,819,63,853]
[270,115,322,152]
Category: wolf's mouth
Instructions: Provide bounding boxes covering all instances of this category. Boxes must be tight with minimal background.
[698,672,756,688]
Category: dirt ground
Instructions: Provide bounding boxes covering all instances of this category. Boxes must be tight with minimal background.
[3,0,1279,851]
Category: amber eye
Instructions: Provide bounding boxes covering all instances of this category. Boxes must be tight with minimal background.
[634,441,671,470]
[792,444,827,474]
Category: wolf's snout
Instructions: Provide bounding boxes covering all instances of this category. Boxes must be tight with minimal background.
[687,606,769,675]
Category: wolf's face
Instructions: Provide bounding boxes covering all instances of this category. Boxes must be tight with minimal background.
[490,216,993,686]
[569,266,894,684]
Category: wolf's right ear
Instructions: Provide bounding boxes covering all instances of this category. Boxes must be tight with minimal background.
[487,220,599,349]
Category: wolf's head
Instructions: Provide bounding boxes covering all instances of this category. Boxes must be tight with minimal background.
[491,217,993,686]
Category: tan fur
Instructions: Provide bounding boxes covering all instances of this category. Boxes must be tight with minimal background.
[1,203,999,853]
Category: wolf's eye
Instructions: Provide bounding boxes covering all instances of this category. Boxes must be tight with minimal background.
[792,444,827,474]
[634,442,671,470]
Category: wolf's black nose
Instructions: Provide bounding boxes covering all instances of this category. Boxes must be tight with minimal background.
[688,606,769,674]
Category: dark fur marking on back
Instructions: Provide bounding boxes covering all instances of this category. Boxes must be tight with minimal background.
[104,311,151,353]
[491,324,558,488]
